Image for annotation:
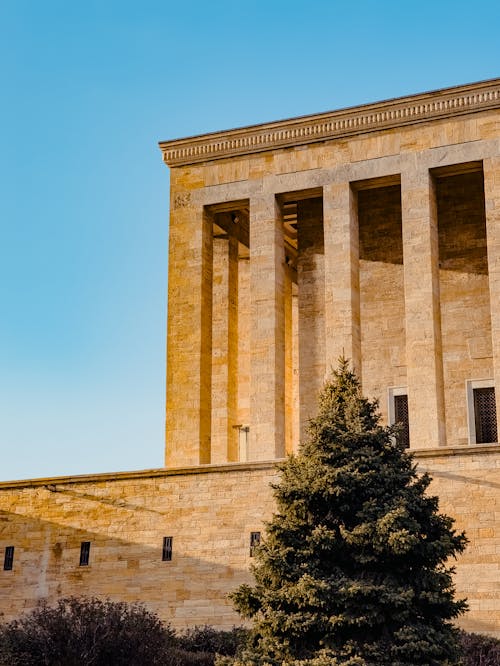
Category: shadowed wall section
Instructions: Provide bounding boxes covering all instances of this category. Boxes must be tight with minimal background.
[1,450,500,634]
[3,80,500,635]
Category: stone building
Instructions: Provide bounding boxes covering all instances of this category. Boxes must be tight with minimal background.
[1,78,500,635]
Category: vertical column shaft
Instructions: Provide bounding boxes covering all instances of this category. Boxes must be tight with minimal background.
[237,254,251,450]
[165,201,212,466]
[292,287,300,452]
[401,157,446,448]
[484,156,500,431]
[284,265,294,454]
[211,234,239,463]
[249,193,286,460]
[323,182,361,376]
[297,199,325,439]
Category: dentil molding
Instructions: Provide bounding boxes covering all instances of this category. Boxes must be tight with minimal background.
[159,78,500,167]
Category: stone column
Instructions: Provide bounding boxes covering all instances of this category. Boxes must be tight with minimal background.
[211,234,239,463]
[297,199,325,440]
[401,157,446,448]
[292,287,300,452]
[284,264,294,454]
[165,199,212,466]
[323,182,361,377]
[237,254,251,440]
[484,156,500,432]
[249,193,286,460]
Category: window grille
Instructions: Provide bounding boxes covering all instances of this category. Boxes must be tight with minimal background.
[394,393,410,448]
[250,531,261,557]
[79,541,91,566]
[3,546,14,571]
[162,536,173,562]
[473,387,497,443]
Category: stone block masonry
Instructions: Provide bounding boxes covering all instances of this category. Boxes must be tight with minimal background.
[2,79,500,635]
[162,78,500,464]
[0,463,277,629]
[1,448,500,634]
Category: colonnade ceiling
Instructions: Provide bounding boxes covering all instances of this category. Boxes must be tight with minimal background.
[211,206,249,250]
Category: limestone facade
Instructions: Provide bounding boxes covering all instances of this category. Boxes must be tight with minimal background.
[0,464,277,628]
[2,79,500,634]
[1,449,499,634]
[162,78,500,461]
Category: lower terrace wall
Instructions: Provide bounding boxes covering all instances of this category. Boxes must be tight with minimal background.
[0,462,277,629]
[0,449,499,635]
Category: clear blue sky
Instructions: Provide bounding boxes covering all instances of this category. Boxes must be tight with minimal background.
[0,0,499,481]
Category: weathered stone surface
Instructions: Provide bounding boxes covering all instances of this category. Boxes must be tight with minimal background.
[1,449,500,634]
[0,464,277,630]
[3,80,500,635]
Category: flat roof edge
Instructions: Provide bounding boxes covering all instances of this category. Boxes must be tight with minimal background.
[0,460,279,489]
[159,78,500,167]
[1,444,500,489]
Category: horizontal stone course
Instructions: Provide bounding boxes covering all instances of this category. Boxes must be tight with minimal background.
[4,80,500,638]
[0,450,500,634]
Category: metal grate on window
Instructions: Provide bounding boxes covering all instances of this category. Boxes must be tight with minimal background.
[162,536,173,562]
[394,393,410,448]
[79,541,91,566]
[474,387,498,444]
[250,531,261,557]
[3,546,14,571]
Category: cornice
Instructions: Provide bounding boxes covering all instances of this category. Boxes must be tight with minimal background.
[412,443,500,459]
[159,78,500,167]
[0,460,279,490]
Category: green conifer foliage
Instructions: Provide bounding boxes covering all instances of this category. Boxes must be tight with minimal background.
[230,361,467,666]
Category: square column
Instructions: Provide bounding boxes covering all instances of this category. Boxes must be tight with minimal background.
[401,158,446,448]
[484,156,500,432]
[284,264,295,455]
[237,254,251,439]
[211,234,239,463]
[249,193,286,460]
[165,201,212,467]
[323,182,361,376]
[297,199,325,440]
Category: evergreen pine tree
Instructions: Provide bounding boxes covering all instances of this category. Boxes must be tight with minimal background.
[229,361,467,666]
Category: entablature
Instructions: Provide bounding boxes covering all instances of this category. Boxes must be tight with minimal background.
[159,78,500,167]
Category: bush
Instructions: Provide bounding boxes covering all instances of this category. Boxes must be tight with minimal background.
[460,631,500,665]
[179,625,249,657]
[0,596,177,666]
[6,597,499,666]
[169,649,216,666]
[0,600,250,666]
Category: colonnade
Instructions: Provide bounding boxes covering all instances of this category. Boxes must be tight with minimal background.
[165,156,500,468]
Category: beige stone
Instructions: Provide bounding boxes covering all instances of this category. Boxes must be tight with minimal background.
[401,158,446,448]
[248,193,286,460]
[3,79,500,635]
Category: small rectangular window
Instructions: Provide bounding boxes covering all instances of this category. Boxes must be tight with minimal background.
[162,537,173,562]
[474,387,497,444]
[250,531,261,557]
[3,546,14,571]
[79,541,91,566]
[388,387,410,448]
[394,394,410,448]
[467,380,498,444]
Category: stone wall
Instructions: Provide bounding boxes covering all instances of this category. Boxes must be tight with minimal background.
[3,81,500,638]
[0,463,277,629]
[436,170,493,446]
[358,183,406,419]
[1,450,500,635]
[164,101,500,464]
[420,447,500,636]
